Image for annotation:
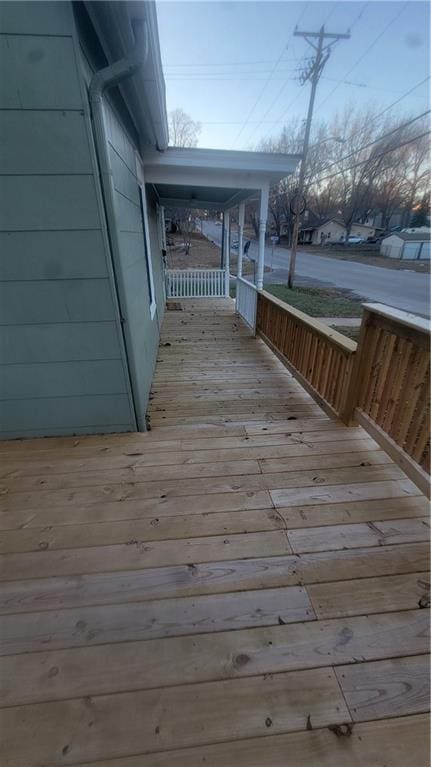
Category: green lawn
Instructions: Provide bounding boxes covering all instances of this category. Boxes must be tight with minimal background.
[263,284,363,318]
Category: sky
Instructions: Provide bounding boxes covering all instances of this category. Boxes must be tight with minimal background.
[156,0,430,150]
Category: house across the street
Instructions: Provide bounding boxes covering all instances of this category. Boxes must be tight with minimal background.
[380,231,431,260]
[297,216,378,244]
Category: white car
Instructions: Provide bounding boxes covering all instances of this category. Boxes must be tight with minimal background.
[345,235,364,245]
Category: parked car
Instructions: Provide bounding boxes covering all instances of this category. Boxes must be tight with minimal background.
[345,235,365,245]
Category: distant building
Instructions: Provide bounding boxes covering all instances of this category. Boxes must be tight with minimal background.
[298,217,378,245]
[380,231,431,260]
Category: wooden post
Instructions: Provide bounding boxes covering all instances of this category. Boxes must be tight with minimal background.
[257,184,269,291]
[237,202,245,279]
[224,210,230,297]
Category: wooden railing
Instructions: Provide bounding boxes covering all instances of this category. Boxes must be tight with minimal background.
[255,291,430,496]
[256,291,357,422]
[165,269,227,298]
[353,303,430,496]
[235,277,257,331]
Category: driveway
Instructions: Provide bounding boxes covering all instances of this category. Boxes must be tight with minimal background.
[201,221,430,317]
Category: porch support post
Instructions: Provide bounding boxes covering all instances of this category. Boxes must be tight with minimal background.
[220,213,225,268]
[237,202,245,279]
[160,205,167,251]
[257,183,269,291]
[224,210,230,297]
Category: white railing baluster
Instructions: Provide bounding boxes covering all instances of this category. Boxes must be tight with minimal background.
[165,269,229,299]
[235,276,257,331]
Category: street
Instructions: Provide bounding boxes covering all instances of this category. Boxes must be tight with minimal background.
[201,220,430,317]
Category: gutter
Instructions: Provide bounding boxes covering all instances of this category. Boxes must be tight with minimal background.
[88,19,149,431]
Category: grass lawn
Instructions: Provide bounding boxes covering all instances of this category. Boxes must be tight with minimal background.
[167,231,257,277]
[263,284,364,317]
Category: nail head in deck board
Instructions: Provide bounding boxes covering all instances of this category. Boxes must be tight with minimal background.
[308,572,430,620]
[0,668,350,765]
[52,715,430,767]
[0,585,314,654]
[336,655,431,721]
[1,611,428,707]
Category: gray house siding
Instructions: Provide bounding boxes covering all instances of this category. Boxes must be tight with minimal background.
[104,103,166,429]
[0,1,136,438]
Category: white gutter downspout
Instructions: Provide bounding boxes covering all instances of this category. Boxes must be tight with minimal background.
[88,20,149,431]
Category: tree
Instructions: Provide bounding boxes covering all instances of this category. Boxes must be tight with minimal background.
[410,193,430,227]
[256,107,430,245]
[168,108,201,148]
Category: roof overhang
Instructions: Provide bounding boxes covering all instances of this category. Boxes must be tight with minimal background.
[143,147,301,211]
[84,1,169,150]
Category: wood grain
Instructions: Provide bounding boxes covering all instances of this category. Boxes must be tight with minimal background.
[0,297,428,767]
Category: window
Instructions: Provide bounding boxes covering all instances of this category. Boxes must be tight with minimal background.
[136,156,156,320]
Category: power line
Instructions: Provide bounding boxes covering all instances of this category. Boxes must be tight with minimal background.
[311,129,430,186]
[315,1,409,112]
[163,57,302,68]
[230,44,291,147]
[244,1,346,147]
[307,109,431,182]
[263,2,367,134]
[231,3,310,148]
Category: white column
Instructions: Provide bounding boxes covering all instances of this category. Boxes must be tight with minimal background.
[237,202,245,279]
[257,184,269,290]
[160,205,167,251]
[224,210,230,297]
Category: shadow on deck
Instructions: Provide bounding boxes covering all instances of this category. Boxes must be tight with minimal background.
[0,298,429,766]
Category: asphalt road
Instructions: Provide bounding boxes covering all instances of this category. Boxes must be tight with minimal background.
[201,220,430,317]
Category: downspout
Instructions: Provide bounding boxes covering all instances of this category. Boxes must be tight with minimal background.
[88,20,149,431]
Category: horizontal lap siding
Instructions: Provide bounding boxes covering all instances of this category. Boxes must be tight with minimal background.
[0,2,134,438]
[105,104,165,430]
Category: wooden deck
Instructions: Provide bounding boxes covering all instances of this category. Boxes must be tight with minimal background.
[0,298,429,766]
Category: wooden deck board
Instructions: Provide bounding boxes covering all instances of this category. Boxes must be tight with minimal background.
[0,297,429,766]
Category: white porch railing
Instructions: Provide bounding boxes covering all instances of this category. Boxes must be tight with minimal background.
[235,276,257,331]
[166,269,227,298]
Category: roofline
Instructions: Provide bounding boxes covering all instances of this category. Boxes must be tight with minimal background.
[143,146,301,176]
[84,1,169,149]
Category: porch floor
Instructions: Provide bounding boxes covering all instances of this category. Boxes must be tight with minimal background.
[1,298,429,766]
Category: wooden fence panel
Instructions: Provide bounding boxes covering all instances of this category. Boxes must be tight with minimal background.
[353,304,430,494]
[256,291,357,422]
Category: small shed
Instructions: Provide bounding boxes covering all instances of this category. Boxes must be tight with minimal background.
[380,231,431,260]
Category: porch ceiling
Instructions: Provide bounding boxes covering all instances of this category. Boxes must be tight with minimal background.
[143,146,301,211]
[150,182,253,211]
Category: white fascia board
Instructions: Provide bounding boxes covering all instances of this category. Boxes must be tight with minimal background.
[142,147,301,176]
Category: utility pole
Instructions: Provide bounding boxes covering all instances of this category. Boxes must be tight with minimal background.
[287,25,350,289]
